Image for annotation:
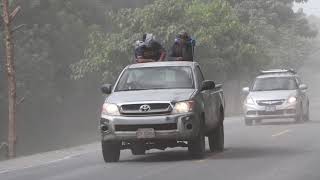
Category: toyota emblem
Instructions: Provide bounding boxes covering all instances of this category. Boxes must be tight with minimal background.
[139,105,151,112]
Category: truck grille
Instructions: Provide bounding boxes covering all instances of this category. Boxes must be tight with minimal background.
[115,123,177,131]
[120,103,172,115]
[257,100,285,106]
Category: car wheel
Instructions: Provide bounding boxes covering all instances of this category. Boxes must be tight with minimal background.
[188,120,206,158]
[131,144,146,155]
[101,141,121,163]
[208,123,224,152]
[245,119,253,126]
[295,104,303,123]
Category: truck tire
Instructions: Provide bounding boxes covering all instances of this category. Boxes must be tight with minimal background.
[188,120,206,158]
[101,141,121,163]
[208,123,224,152]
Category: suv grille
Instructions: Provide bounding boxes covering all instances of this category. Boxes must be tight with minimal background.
[115,123,177,131]
[120,103,172,115]
[258,110,284,116]
[257,100,285,106]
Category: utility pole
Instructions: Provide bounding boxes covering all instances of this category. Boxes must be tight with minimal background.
[2,0,21,159]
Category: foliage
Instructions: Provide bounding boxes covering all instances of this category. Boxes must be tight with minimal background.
[229,0,317,69]
[72,0,267,81]
[0,0,318,156]
[0,0,110,155]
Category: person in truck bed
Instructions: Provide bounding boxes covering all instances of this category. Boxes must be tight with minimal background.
[168,31,195,62]
[135,33,166,63]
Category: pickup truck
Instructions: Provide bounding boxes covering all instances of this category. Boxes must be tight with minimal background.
[99,61,225,162]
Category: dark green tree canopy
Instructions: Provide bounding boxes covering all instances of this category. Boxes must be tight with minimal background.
[72,0,269,81]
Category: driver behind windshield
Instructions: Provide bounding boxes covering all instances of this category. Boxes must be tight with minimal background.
[116,67,194,91]
[252,77,297,91]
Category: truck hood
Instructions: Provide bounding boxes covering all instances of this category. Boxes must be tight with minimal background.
[106,89,196,104]
[248,90,297,101]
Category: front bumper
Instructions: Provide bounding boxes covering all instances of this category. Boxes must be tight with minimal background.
[100,112,200,141]
[243,103,298,120]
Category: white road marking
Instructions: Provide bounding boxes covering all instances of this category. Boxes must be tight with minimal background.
[0,169,9,174]
[48,155,72,164]
[0,152,90,175]
[272,129,291,137]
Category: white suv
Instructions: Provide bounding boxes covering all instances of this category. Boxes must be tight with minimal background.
[242,69,309,125]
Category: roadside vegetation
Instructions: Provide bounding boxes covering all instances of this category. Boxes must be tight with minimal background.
[0,0,318,158]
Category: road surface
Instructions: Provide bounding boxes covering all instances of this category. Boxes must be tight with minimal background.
[1,102,320,180]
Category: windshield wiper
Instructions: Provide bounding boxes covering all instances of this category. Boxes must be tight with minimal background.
[253,88,288,91]
[118,88,149,91]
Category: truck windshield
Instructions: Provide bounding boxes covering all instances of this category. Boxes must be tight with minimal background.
[115,66,194,91]
[252,77,297,91]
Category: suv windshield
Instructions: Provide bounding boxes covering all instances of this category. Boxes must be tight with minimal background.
[115,66,194,91]
[252,77,297,91]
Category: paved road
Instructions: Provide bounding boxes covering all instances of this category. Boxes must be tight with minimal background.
[1,110,320,180]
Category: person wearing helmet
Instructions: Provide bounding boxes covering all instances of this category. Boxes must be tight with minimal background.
[134,40,145,63]
[168,31,195,62]
[135,33,166,63]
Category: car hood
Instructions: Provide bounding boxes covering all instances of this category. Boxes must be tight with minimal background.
[106,89,196,104]
[248,90,297,101]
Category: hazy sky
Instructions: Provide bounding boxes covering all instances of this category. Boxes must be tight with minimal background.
[295,0,320,16]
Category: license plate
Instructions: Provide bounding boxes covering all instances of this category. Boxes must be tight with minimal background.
[136,128,155,139]
[265,106,276,112]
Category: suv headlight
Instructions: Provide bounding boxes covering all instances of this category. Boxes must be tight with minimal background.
[245,96,255,105]
[101,103,120,116]
[172,101,194,114]
[288,96,297,104]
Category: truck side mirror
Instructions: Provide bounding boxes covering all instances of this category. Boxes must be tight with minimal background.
[242,87,250,94]
[101,84,113,94]
[299,84,308,90]
[201,80,215,91]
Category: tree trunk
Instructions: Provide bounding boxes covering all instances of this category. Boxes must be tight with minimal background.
[2,0,18,158]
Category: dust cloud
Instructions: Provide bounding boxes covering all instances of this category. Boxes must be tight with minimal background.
[1,0,320,160]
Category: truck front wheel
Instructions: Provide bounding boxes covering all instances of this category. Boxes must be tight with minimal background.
[188,120,206,158]
[208,123,224,152]
[101,141,121,163]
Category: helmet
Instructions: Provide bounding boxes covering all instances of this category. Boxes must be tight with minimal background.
[135,40,145,48]
[175,31,196,46]
[144,33,155,47]
[177,31,190,40]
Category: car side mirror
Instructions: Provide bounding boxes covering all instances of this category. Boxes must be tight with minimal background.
[299,84,308,90]
[242,87,250,94]
[201,80,215,91]
[101,84,113,94]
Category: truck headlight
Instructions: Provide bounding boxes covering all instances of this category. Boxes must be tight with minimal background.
[173,101,194,114]
[288,96,297,104]
[102,103,120,116]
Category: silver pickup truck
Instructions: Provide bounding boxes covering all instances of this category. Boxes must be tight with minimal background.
[99,61,225,162]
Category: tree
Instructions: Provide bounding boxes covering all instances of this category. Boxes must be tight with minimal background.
[229,0,317,69]
[1,0,21,158]
[0,0,154,158]
[72,0,266,81]
[71,0,317,115]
